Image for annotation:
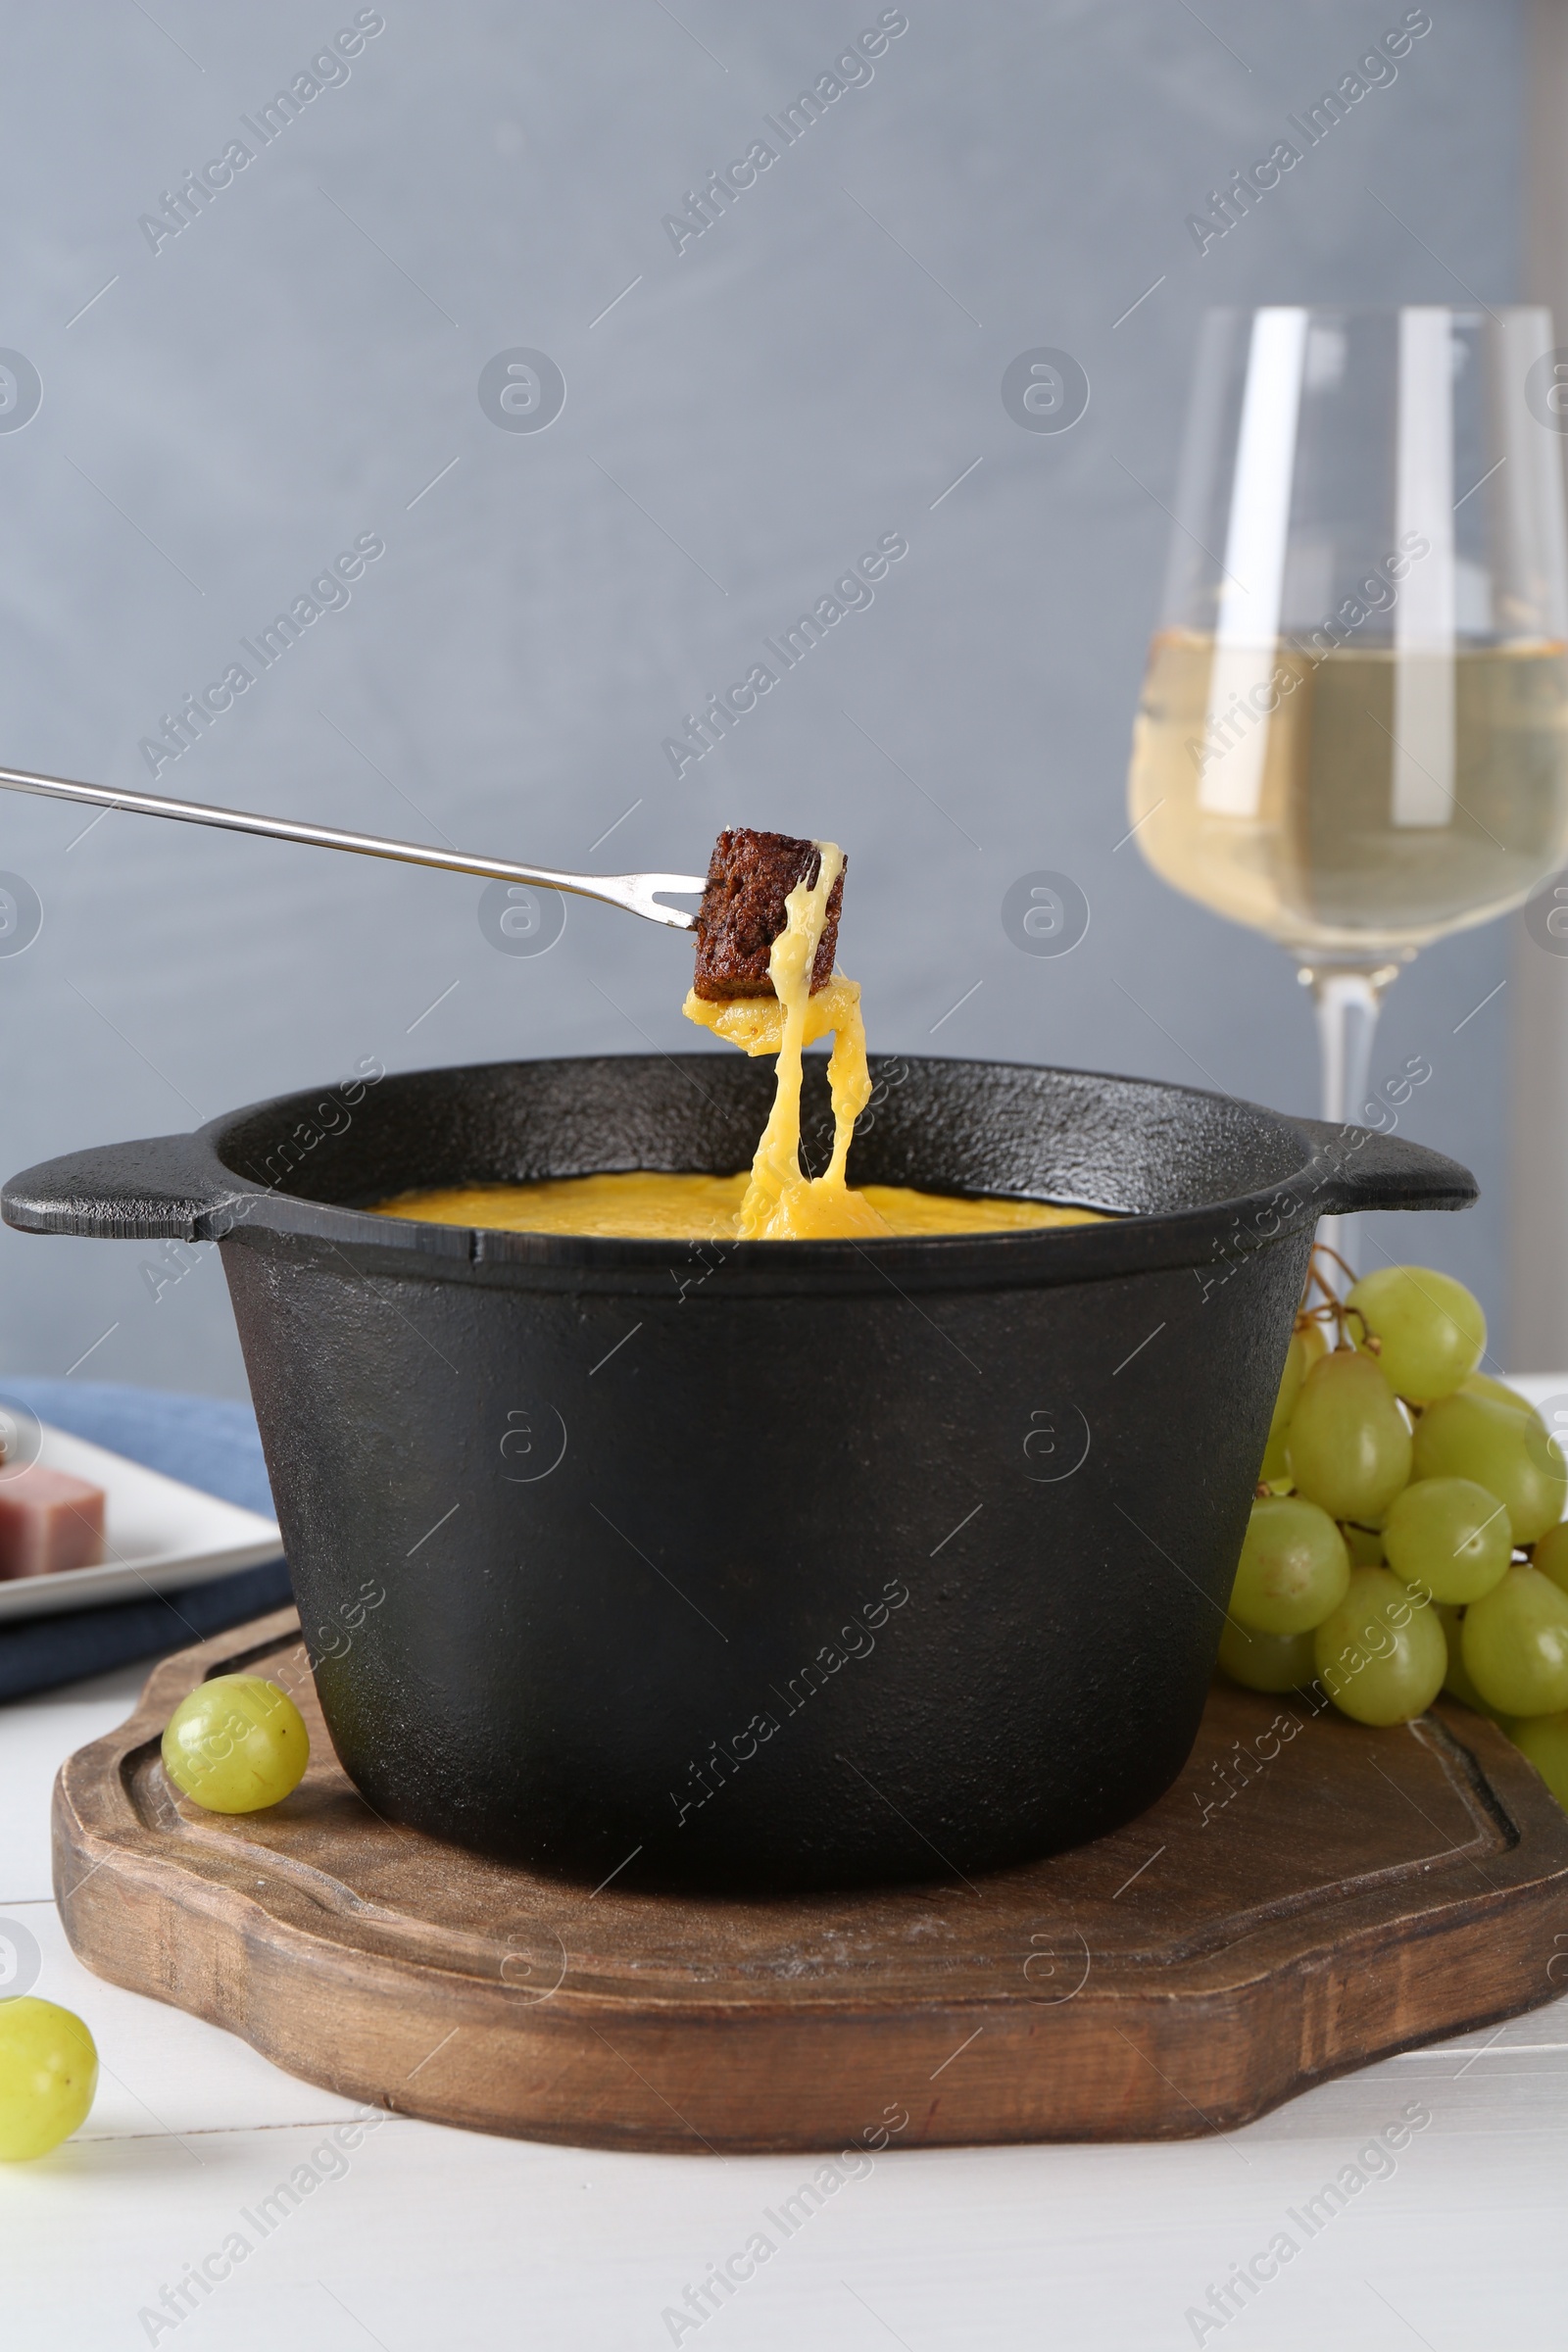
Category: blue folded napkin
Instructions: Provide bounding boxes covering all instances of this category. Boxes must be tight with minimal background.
[0,1378,291,1703]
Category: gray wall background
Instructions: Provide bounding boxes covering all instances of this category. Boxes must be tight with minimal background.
[0,0,1524,1398]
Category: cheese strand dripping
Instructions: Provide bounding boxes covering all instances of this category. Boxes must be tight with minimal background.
[683,842,892,1240]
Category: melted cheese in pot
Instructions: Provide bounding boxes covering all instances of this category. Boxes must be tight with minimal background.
[376,1173,1101,1241]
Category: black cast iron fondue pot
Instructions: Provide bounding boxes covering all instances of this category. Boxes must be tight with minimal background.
[4,1054,1474,1893]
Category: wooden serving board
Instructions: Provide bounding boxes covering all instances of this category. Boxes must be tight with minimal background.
[53,1609,1568,2152]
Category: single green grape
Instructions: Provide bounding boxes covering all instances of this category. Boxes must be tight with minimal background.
[1436,1602,1509,1719]
[1259,1322,1326,1485]
[1412,1390,1568,1546]
[1344,1524,1386,1568]
[1228,1496,1349,1635]
[1461,1566,1568,1717]
[1265,1334,1308,1448]
[1216,1615,1319,1693]
[1382,1476,1512,1606]
[0,1998,98,2160]
[1348,1264,1486,1404]
[1462,1371,1537,1419]
[1532,1519,1568,1597]
[1258,1432,1291,1486]
[162,1674,310,1813]
[1300,1318,1330,1362]
[1286,1351,1412,1526]
[1459,1373,1556,1472]
[1312,1567,1446,1726]
[1508,1713,1568,1811]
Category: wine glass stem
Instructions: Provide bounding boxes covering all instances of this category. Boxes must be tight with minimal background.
[1298,963,1396,1291]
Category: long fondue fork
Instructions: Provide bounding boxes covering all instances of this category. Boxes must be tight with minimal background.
[0,760,705,931]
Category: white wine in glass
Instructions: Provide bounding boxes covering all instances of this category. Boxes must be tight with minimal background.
[1128,306,1568,1266]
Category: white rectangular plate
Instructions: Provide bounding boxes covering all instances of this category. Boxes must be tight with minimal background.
[0,1424,283,1622]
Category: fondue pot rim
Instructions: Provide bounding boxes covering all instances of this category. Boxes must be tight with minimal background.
[1,1052,1476,1295]
[0,1058,1476,1298]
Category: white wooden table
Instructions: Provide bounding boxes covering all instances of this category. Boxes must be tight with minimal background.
[12,1353,1568,2352]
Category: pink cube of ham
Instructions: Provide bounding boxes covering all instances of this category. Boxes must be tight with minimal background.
[0,1465,107,1579]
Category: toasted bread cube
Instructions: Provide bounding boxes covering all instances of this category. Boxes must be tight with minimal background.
[691,828,845,1001]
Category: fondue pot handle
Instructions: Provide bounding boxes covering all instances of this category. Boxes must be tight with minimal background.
[1286,1118,1478,1217]
[1,1133,243,1242]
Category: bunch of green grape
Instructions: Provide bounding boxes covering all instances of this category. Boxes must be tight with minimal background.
[1220,1256,1568,1812]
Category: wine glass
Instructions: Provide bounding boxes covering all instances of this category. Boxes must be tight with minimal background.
[1127,305,1568,1273]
